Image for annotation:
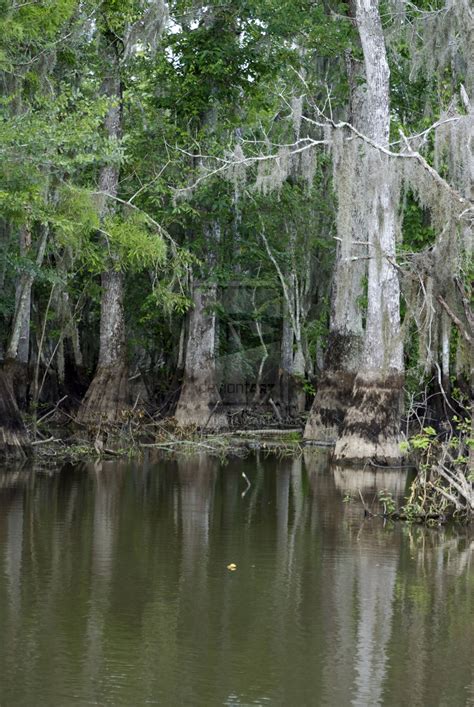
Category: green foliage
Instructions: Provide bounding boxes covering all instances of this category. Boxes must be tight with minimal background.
[55,187,100,243]
[407,426,437,451]
[400,193,435,252]
[379,490,396,516]
[293,373,315,396]
[0,0,469,457]
[104,212,167,272]
[400,413,473,523]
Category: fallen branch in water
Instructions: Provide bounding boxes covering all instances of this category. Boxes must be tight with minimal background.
[358,489,375,517]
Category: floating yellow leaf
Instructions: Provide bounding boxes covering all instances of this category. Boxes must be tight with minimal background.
[227,563,237,571]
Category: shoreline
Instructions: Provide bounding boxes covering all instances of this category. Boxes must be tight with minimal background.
[2,425,471,527]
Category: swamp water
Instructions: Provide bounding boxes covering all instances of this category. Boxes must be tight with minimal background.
[0,450,472,706]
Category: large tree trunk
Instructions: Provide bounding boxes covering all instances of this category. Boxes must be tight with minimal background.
[6,224,48,407]
[280,302,306,418]
[280,306,293,414]
[304,256,365,442]
[174,21,230,430]
[279,309,305,417]
[440,312,451,395]
[175,280,227,429]
[9,227,31,367]
[78,269,129,425]
[334,0,404,465]
[304,50,366,443]
[0,370,30,458]
[77,35,131,427]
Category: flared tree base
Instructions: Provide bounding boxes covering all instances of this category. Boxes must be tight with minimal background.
[334,371,404,466]
[175,380,227,430]
[0,369,30,458]
[279,370,307,419]
[77,364,130,427]
[304,370,355,443]
[4,359,30,409]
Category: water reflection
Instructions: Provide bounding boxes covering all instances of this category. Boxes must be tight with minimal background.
[0,454,472,706]
[332,464,409,497]
[83,462,126,703]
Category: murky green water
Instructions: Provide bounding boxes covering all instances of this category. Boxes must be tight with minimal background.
[0,450,472,706]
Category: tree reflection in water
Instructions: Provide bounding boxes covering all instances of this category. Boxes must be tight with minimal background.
[0,454,472,706]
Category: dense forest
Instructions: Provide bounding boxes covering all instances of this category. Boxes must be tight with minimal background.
[0,0,472,507]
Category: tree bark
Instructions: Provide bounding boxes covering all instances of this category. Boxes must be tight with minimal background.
[175,82,227,429]
[440,312,451,395]
[280,306,293,413]
[175,15,231,428]
[77,268,129,425]
[304,256,365,442]
[5,224,49,407]
[280,298,306,417]
[77,36,130,427]
[10,227,32,367]
[175,279,227,429]
[0,370,30,458]
[304,44,366,442]
[334,0,404,465]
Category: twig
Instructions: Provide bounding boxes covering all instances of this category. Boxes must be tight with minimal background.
[358,489,375,517]
[241,471,251,498]
[437,294,472,345]
[31,436,59,446]
[269,397,283,424]
[202,401,221,433]
[36,395,68,425]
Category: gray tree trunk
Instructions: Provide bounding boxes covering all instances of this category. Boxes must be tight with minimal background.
[78,38,130,426]
[0,370,30,457]
[304,41,366,442]
[7,225,48,365]
[280,306,293,412]
[334,0,404,464]
[440,312,451,394]
[280,298,306,417]
[304,242,365,442]
[5,224,48,411]
[175,278,227,429]
[174,25,227,429]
